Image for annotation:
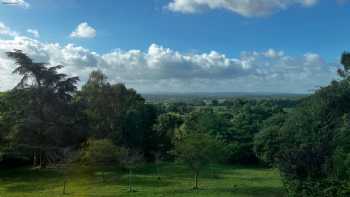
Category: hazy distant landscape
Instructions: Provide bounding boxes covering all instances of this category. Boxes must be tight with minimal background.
[143,92,307,103]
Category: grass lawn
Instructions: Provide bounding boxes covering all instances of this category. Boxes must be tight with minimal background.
[0,163,286,197]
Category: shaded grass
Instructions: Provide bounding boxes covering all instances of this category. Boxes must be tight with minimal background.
[0,163,286,197]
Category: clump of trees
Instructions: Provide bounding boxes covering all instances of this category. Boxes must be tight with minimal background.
[0,51,158,168]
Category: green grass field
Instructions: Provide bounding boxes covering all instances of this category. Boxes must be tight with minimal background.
[0,163,286,197]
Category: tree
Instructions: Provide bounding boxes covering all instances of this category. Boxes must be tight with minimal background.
[0,92,10,163]
[211,99,219,106]
[78,71,145,144]
[119,149,143,192]
[174,133,226,190]
[153,112,183,158]
[5,50,81,168]
[225,101,281,164]
[78,70,159,160]
[60,148,81,195]
[254,113,286,166]
[123,104,159,158]
[80,139,120,182]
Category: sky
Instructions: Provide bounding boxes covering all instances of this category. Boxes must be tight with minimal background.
[0,0,349,93]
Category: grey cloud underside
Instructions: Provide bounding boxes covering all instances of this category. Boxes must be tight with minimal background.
[167,0,318,17]
[0,36,339,93]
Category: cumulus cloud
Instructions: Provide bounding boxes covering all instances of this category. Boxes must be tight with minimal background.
[70,22,96,38]
[167,0,319,17]
[0,35,338,93]
[27,29,40,38]
[1,0,30,8]
[0,22,18,37]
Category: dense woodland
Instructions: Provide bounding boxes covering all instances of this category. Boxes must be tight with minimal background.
[1,50,350,196]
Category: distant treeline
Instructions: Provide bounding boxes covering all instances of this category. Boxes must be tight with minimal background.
[143,92,306,104]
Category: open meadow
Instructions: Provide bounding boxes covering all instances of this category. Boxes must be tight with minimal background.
[0,164,285,197]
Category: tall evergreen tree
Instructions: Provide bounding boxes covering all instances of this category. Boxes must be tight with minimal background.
[4,50,81,168]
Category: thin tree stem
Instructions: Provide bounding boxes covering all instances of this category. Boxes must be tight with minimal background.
[128,169,132,192]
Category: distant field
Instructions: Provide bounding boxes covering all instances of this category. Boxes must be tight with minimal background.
[0,164,285,197]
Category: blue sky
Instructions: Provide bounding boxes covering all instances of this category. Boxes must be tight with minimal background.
[0,0,349,93]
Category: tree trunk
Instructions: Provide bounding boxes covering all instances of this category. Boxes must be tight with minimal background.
[194,171,199,190]
[39,150,42,168]
[128,169,132,192]
[39,150,46,169]
[156,165,160,181]
[33,151,37,167]
[63,179,67,195]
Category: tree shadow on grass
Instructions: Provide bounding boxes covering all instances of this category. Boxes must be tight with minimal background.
[220,185,286,196]
[100,174,173,188]
[1,167,64,193]
[4,183,49,193]
[0,167,62,180]
[157,164,227,180]
[169,185,286,197]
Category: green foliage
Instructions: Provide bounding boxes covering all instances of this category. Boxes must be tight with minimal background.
[153,112,183,158]
[162,102,193,114]
[80,139,126,183]
[177,102,282,165]
[275,98,350,196]
[175,133,226,171]
[224,101,281,164]
[174,133,226,189]
[181,108,230,137]
[2,50,82,168]
[80,139,121,166]
[78,70,145,140]
[123,104,158,152]
[0,92,8,148]
[338,52,350,77]
[77,70,160,157]
[118,148,144,192]
[267,53,350,196]
[253,113,286,166]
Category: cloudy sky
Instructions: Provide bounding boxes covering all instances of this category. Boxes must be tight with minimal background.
[0,0,349,93]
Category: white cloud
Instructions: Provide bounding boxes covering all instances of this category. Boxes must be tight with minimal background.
[167,0,319,17]
[0,35,338,93]
[27,29,40,38]
[70,22,96,38]
[304,52,323,65]
[0,22,18,37]
[1,0,30,8]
